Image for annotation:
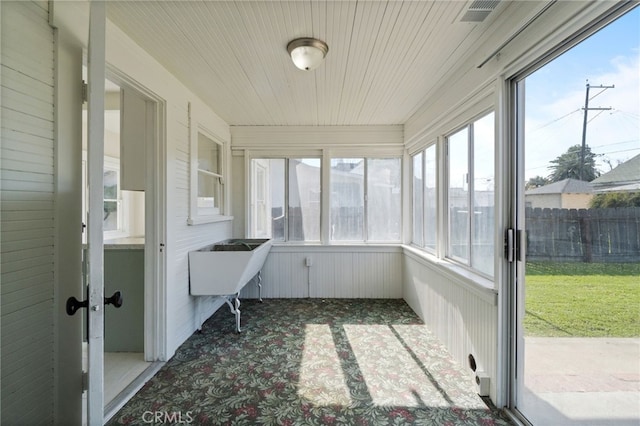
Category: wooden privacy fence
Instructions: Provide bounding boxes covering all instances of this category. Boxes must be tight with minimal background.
[525,207,640,263]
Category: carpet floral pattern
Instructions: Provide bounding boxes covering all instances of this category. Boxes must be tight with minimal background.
[108,299,511,425]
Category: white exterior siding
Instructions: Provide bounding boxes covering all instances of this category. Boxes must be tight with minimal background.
[1,1,55,423]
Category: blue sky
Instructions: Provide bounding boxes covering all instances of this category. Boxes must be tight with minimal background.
[524,6,640,180]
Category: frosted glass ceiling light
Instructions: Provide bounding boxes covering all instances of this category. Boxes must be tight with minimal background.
[287,38,328,71]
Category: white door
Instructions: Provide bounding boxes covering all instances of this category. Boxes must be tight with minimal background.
[55,24,85,426]
[85,2,107,424]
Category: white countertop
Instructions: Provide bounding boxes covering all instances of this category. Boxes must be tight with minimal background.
[103,236,145,250]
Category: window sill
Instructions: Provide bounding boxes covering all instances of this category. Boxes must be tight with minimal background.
[402,245,497,305]
[270,243,403,254]
[187,215,234,226]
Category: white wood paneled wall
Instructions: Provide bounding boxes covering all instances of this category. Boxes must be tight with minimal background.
[231,125,403,150]
[170,99,231,344]
[240,246,403,299]
[0,1,56,422]
[402,248,499,401]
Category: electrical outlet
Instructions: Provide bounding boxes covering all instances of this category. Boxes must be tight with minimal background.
[305,257,313,267]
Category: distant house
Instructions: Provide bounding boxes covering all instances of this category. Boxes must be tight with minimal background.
[591,154,640,193]
[525,178,594,209]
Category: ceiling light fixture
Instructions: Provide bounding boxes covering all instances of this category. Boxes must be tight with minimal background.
[287,38,328,71]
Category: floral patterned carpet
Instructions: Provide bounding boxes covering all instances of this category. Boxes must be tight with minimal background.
[108,299,511,425]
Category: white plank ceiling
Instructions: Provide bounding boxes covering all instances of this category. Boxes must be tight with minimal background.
[106,0,511,126]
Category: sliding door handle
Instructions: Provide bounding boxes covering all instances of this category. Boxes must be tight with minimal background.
[505,228,515,263]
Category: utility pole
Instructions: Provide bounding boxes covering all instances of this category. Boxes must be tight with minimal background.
[580,81,614,180]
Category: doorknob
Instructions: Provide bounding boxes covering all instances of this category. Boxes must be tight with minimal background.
[66,291,123,316]
[104,291,123,308]
[66,296,88,316]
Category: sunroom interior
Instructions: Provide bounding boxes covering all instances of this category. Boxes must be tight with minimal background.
[1,0,638,425]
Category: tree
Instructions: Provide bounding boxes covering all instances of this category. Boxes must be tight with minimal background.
[526,175,550,189]
[590,192,640,208]
[548,144,600,182]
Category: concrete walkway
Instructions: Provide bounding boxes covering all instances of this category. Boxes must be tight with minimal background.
[521,337,640,425]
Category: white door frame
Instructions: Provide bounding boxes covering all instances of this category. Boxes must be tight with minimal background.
[106,66,168,363]
[86,2,106,423]
[50,1,168,422]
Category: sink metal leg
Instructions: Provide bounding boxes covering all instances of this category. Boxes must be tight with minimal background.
[257,271,263,302]
[224,294,242,333]
[234,295,241,333]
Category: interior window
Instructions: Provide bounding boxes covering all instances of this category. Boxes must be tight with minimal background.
[330,158,365,241]
[103,167,120,232]
[196,132,223,216]
[288,158,321,241]
[366,158,401,242]
[424,145,437,251]
[250,158,320,242]
[330,157,401,242]
[448,127,470,261]
[446,112,495,277]
[412,152,424,246]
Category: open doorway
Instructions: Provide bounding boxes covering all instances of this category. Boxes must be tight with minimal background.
[81,74,165,418]
[511,7,639,425]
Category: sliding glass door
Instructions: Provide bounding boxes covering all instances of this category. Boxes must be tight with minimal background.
[511,8,639,425]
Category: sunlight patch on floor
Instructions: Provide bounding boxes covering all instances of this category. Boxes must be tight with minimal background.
[391,324,487,410]
[344,324,450,408]
[298,324,352,406]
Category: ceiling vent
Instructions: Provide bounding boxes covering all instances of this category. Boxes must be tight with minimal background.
[460,0,500,22]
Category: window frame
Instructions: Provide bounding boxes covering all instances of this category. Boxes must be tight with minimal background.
[249,156,322,243]
[423,144,438,252]
[411,144,438,254]
[409,109,495,279]
[103,156,124,238]
[412,151,424,247]
[188,119,231,225]
[329,157,366,242]
[446,125,471,264]
[329,156,402,243]
[247,151,402,245]
[444,111,496,278]
[82,154,130,240]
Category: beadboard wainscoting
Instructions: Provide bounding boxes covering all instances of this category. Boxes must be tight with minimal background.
[402,246,499,402]
[240,245,403,299]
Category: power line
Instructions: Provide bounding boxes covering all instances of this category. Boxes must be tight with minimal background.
[524,145,639,174]
[529,109,581,133]
[598,147,640,155]
[591,139,640,149]
[614,110,639,119]
[587,109,607,124]
[588,87,610,102]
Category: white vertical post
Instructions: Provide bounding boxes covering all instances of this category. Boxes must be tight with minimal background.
[86,1,106,424]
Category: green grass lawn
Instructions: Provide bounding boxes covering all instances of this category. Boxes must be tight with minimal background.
[524,262,640,337]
